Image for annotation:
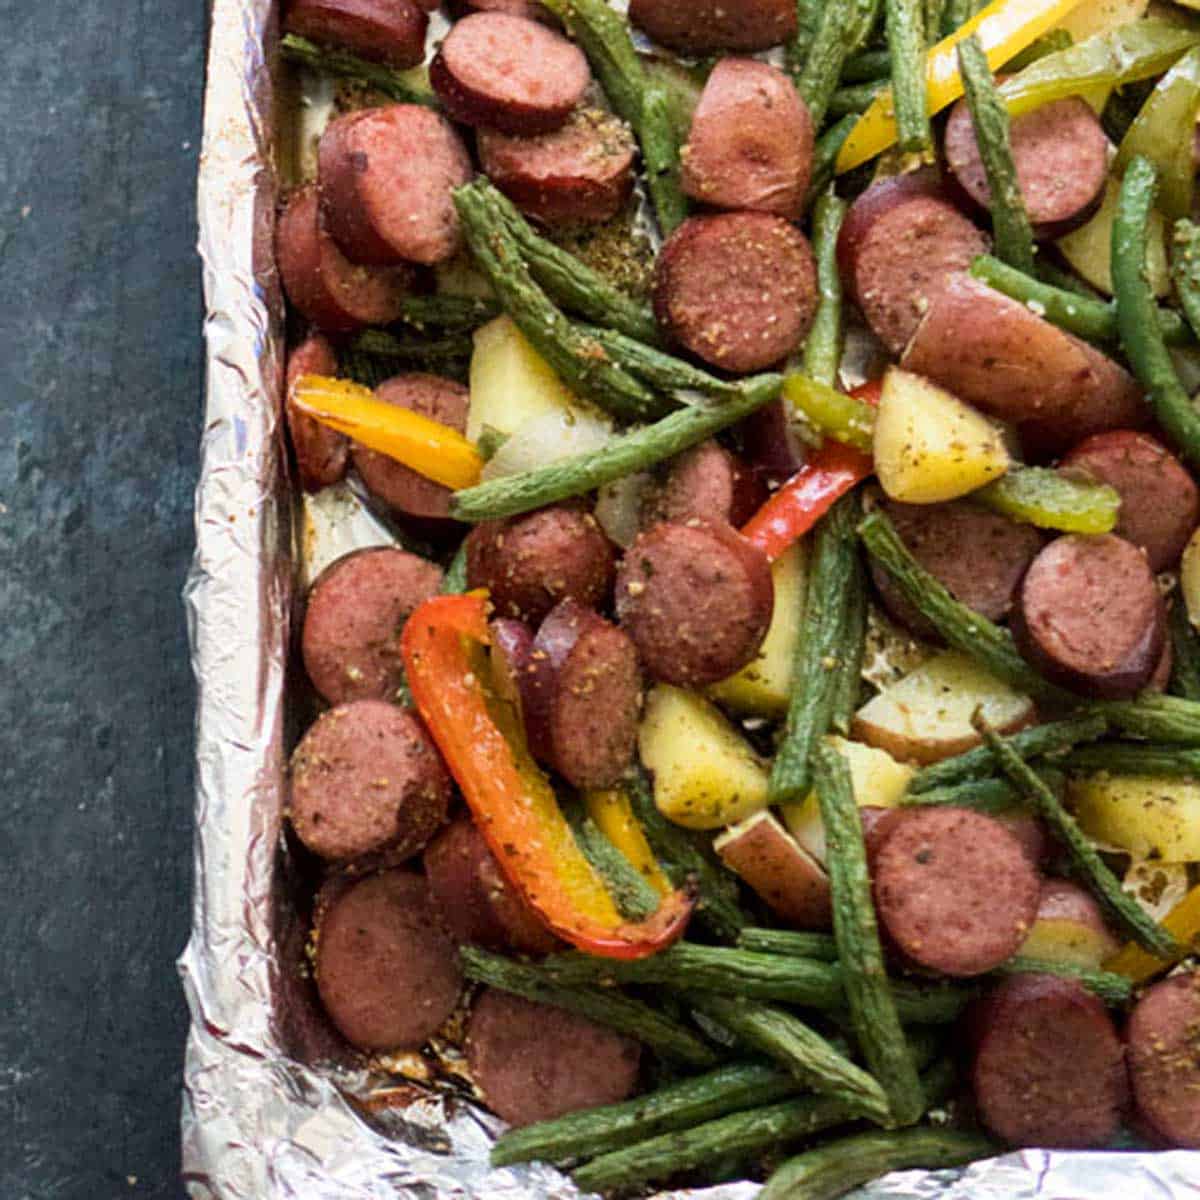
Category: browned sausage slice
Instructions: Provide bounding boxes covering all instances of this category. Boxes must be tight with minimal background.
[524,600,643,789]
[1060,431,1199,572]
[290,700,451,862]
[301,546,443,705]
[284,0,428,68]
[629,0,797,53]
[681,58,813,220]
[837,172,989,355]
[970,973,1125,1148]
[465,503,616,624]
[1013,533,1165,699]
[315,869,462,1051]
[1127,971,1200,1148]
[901,276,1145,457]
[466,989,641,1125]
[424,814,558,953]
[872,807,1040,976]
[430,13,590,135]
[276,185,413,333]
[654,213,818,374]
[616,520,774,687]
[640,441,765,531]
[868,499,1044,639]
[448,0,548,17]
[318,105,473,266]
[286,333,349,492]
[352,373,469,536]
[477,108,636,226]
[944,96,1108,239]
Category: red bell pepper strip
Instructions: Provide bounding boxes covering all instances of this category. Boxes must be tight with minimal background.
[401,592,695,959]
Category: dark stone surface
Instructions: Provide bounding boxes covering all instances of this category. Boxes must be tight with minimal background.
[0,0,206,1196]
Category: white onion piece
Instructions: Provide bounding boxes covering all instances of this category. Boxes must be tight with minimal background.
[480,407,614,482]
[595,471,652,548]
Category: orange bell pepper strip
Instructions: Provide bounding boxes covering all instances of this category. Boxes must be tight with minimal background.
[1105,881,1200,983]
[401,592,695,959]
[291,374,483,490]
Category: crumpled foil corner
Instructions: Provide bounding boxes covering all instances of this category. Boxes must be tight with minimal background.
[181,0,1200,1194]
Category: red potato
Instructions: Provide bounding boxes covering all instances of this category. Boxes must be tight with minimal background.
[680,58,813,220]
[1126,971,1200,1148]
[714,811,832,929]
[478,108,636,226]
[276,185,413,333]
[284,0,429,68]
[286,333,348,492]
[488,616,534,721]
[640,441,765,531]
[430,13,591,135]
[318,105,473,266]
[1018,878,1120,969]
[628,0,797,53]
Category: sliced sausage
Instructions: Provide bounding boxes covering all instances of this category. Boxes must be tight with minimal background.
[284,0,428,68]
[872,807,1040,977]
[837,171,989,355]
[901,276,1145,457]
[448,0,548,17]
[424,815,558,953]
[868,499,1044,640]
[524,600,643,789]
[640,441,765,531]
[654,213,818,374]
[616,520,774,687]
[944,96,1108,239]
[1126,971,1200,1148]
[1060,431,1199,572]
[301,546,443,706]
[1013,533,1165,699]
[315,869,461,1051]
[430,13,590,135]
[628,0,797,53]
[289,700,451,862]
[466,989,641,1126]
[680,58,813,220]
[970,973,1125,1148]
[489,617,534,721]
[477,107,636,226]
[465,503,616,624]
[286,333,349,492]
[318,105,472,266]
[276,184,413,333]
[352,373,469,536]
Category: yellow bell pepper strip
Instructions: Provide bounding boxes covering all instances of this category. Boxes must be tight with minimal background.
[1105,881,1200,983]
[291,374,483,490]
[585,789,673,898]
[401,593,695,959]
[836,0,1088,172]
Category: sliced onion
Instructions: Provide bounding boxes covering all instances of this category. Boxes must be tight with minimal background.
[480,407,614,482]
[595,470,653,548]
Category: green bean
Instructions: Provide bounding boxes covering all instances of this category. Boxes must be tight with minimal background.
[828,79,888,117]
[1170,598,1200,702]
[996,956,1134,1005]
[887,0,932,154]
[842,48,892,83]
[1063,743,1200,778]
[1086,694,1200,744]
[806,116,859,210]
[576,324,743,401]
[798,2,855,128]
[786,0,827,79]
[439,541,469,594]
[906,770,1065,813]
[641,80,689,235]
[280,33,435,105]
[829,556,868,735]
[737,928,840,960]
[352,329,475,364]
[1172,218,1200,344]
[804,191,849,387]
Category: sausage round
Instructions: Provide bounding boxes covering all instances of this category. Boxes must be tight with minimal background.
[524,599,643,789]
[943,96,1108,239]
[1060,431,1199,572]
[628,0,797,53]
[284,0,428,68]
[318,105,472,267]
[351,373,469,535]
[286,333,349,492]
[448,0,548,17]
[1013,533,1165,699]
[680,58,813,220]
[654,213,818,374]
[315,869,462,1051]
[424,814,558,953]
[477,107,636,226]
[301,546,443,706]
[466,988,641,1126]
[901,276,1144,457]
[970,973,1125,1148]
[430,13,590,135]
[872,807,1040,976]
[868,499,1044,639]
[640,441,765,531]
[1126,971,1200,1148]
[616,520,774,687]
[465,503,616,624]
[837,172,989,355]
[276,184,413,332]
[289,700,451,862]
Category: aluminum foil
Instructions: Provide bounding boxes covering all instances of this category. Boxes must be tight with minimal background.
[182,0,1200,1194]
